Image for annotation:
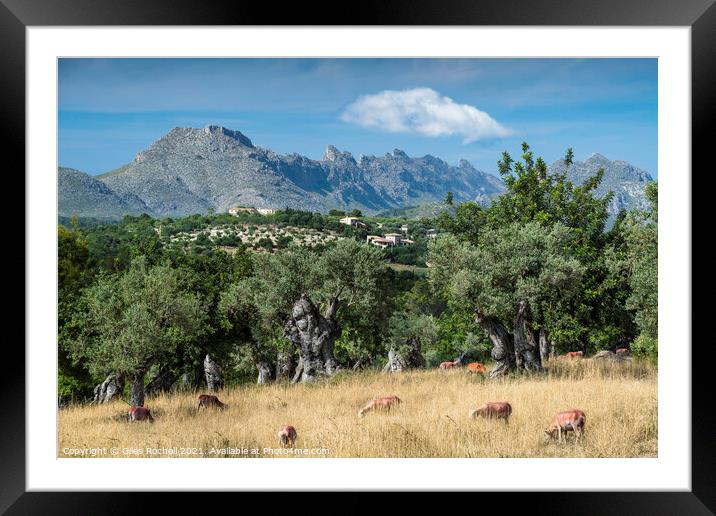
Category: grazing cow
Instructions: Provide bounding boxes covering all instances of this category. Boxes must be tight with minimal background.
[615,348,630,355]
[439,352,466,370]
[565,351,584,358]
[467,362,487,374]
[358,395,401,417]
[277,425,297,447]
[470,401,512,424]
[128,406,154,422]
[197,394,227,410]
[544,410,586,443]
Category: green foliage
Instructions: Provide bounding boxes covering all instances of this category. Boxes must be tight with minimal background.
[240,239,388,323]
[58,371,88,400]
[388,313,438,356]
[456,332,492,360]
[631,334,657,362]
[607,182,657,340]
[68,257,207,380]
[230,239,394,369]
[58,224,90,291]
[255,237,274,250]
[431,143,640,355]
[194,232,212,247]
[437,202,485,245]
[429,223,584,323]
[382,239,428,266]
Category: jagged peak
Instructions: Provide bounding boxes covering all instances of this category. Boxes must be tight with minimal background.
[458,159,473,169]
[586,152,609,162]
[323,145,354,163]
[392,148,407,158]
[202,125,254,147]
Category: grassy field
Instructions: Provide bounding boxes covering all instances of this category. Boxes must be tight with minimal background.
[58,358,657,458]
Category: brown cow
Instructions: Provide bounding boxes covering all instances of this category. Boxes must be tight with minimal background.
[615,348,630,355]
[467,362,487,374]
[197,394,227,410]
[565,351,584,358]
[358,395,401,417]
[544,409,586,443]
[128,406,154,422]
[470,401,512,424]
[277,425,297,447]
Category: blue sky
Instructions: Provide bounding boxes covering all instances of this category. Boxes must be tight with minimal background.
[58,58,657,177]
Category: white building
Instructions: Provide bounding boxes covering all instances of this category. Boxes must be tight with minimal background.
[257,208,276,215]
[367,236,392,248]
[385,233,402,245]
[426,229,438,238]
[340,216,366,228]
[367,233,413,248]
[228,206,257,216]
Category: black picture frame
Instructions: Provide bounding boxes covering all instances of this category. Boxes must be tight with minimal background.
[5,0,713,513]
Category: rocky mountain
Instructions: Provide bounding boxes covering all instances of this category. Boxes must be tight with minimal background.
[58,167,149,220]
[550,153,654,214]
[92,125,505,218]
[58,125,653,220]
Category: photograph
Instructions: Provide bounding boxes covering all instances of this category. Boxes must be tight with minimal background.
[56,57,659,460]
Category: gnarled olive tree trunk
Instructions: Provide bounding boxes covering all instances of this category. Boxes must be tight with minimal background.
[180,365,204,392]
[475,313,515,377]
[257,361,273,384]
[93,373,124,404]
[204,354,224,391]
[514,300,543,372]
[383,348,407,373]
[538,328,553,364]
[275,350,294,382]
[383,336,425,373]
[284,294,341,382]
[291,357,304,384]
[129,373,145,407]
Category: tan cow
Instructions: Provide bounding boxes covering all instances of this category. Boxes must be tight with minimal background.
[197,394,227,410]
[544,409,586,443]
[470,401,512,424]
[277,425,297,447]
[615,348,630,355]
[128,406,154,422]
[358,395,401,417]
[467,362,487,374]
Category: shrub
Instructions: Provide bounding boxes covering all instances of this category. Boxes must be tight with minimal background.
[631,334,657,362]
[256,237,274,250]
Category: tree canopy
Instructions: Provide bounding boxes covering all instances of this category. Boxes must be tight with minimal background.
[68,257,207,404]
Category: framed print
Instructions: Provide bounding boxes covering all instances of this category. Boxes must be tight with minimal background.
[6,0,714,512]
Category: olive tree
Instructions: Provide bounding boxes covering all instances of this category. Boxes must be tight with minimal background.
[230,239,389,382]
[382,313,436,372]
[70,257,206,406]
[429,222,584,376]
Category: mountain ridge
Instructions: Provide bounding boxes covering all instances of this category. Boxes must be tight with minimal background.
[59,125,653,220]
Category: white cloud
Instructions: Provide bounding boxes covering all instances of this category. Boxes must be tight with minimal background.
[340,87,511,143]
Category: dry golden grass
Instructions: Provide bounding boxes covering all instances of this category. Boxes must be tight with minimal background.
[58,358,657,458]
